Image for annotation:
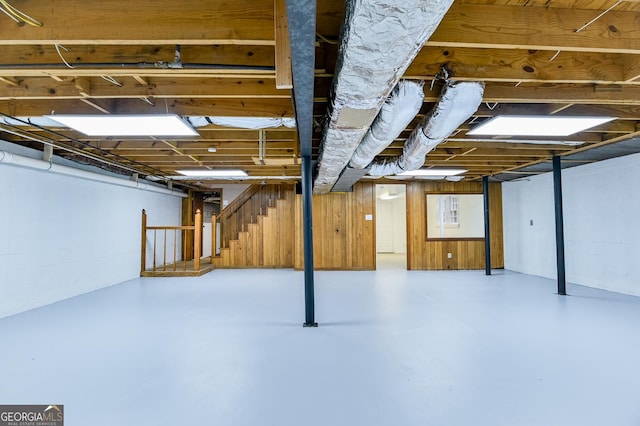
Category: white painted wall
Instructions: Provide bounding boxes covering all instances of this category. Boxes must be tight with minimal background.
[219,184,251,208]
[202,223,212,258]
[503,152,640,297]
[0,158,183,318]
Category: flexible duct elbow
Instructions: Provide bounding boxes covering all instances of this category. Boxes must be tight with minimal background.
[349,80,424,169]
[368,81,484,177]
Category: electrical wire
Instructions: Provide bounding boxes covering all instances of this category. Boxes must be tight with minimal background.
[0,5,20,23]
[316,32,338,45]
[55,44,75,69]
[549,50,561,62]
[100,75,123,87]
[0,0,43,27]
[575,0,622,33]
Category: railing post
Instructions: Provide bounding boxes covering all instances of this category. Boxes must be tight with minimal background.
[194,209,202,271]
[140,209,147,275]
[219,217,224,249]
[163,230,167,271]
[153,230,157,271]
[174,229,178,271]
[211,214,217,263]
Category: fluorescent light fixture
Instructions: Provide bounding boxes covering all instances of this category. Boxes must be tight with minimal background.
[468,115,615,137]
[176,169,247,177]
[45,114,199,137]
[397,168,467,177]
[207,147,218,153]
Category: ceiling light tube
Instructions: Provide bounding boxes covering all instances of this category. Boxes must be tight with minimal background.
[397,168,467,176]
[176,169,247,177]
[468,115,615,137]
[45,114,199,137]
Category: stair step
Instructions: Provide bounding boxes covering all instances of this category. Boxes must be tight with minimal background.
[218,185,294,257]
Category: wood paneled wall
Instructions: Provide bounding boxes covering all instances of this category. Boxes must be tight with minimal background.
[406,181,504,270]
[294,182,376,270]
[215,180,502,271]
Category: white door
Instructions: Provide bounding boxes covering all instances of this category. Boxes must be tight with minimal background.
[376,200,394,252]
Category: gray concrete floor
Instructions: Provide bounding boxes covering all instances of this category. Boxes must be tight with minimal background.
[1,269,639,426]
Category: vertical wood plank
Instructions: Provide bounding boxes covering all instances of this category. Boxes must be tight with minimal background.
[294,193,303,269]
[274,0,293,89]
[292,183,376,270]
[489,182,505,268]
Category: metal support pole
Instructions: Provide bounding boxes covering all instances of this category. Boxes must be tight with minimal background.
[302,155,317,326]
[483,176,492,276]
[553,156,567,295]
[286,0,317,326]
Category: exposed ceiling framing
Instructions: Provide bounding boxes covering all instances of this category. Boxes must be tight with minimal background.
[2,0,640,189]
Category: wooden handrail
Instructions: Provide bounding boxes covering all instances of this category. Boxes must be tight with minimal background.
[141,209,205,275]
[218,184,262,219]
[146,225,195,230]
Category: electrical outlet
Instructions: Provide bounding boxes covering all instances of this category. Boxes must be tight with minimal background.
[447,253,452,259]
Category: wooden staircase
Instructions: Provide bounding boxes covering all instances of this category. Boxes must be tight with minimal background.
[213,184,295,268]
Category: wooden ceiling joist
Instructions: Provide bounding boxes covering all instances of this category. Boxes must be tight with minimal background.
[407,47,632,84]
[0,0,276,45]
[429,3,640,54]
[2,1,640,185]
[0,77,289,100]
[0,98,294,117]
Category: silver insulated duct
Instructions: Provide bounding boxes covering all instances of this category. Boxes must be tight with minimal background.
[313,0,455,194]
[368,81,485,176]
[349,80,424,169]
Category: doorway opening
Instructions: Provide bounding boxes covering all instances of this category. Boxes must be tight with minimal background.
[375,184,407,270]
